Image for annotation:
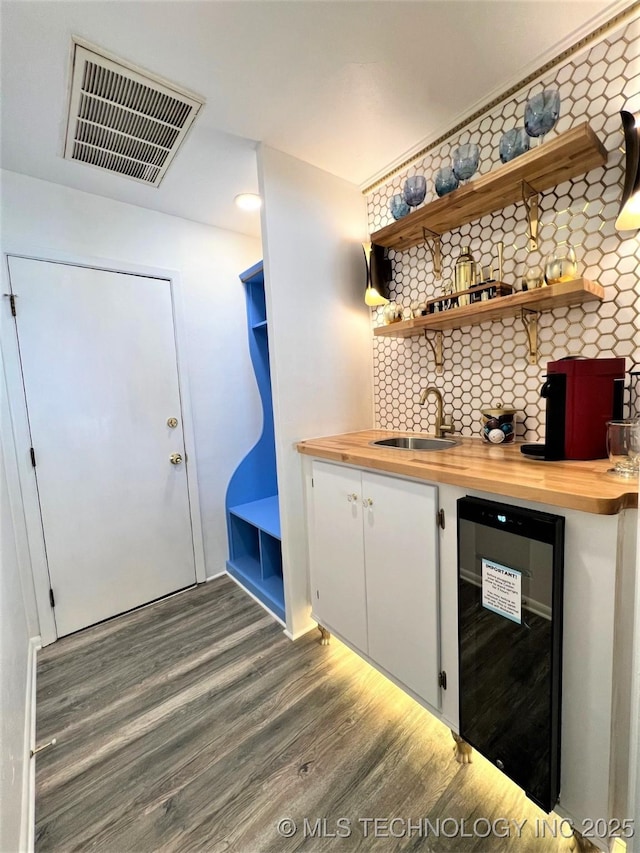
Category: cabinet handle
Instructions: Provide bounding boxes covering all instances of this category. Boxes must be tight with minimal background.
[347,493,359,503]
[363,497,373,507]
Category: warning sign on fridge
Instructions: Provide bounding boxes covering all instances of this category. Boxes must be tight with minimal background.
[482,558,522,624]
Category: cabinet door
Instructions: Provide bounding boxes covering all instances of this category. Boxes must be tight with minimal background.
[363,471,440,708]
[310,461,367,652]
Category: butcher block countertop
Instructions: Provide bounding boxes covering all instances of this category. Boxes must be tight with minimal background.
[296,430,639,515]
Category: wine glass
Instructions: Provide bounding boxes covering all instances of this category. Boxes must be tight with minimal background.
[403,175,427,207]
[434,167,459,197]
[452,144,480,184]
[525,89,561,145]
[389,193,410,220]
[606,420,640,477]
[499,127,530,163]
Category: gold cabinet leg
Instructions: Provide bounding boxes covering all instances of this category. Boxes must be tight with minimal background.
[318,625,331,645]
[451,730,473,764]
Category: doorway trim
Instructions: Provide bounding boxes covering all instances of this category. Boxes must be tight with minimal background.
[1,247,206,646]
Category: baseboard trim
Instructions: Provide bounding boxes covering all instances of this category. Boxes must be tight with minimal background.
[205,570,226,582]
[283,623,317,642]
[20,636,40,853]
[224,571,286,628]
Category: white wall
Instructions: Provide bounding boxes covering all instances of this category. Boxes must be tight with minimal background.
[0,169,262,590]
[630,494,640,852]
[258,146,373,638]
[1,345,39,852]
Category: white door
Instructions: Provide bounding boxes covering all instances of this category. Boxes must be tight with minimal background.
[7,257,196,637]
[310,460,367,652]
[364,472,441,708]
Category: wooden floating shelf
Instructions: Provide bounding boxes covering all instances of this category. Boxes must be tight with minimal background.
[370,123,607,251]
[373,279,604,337]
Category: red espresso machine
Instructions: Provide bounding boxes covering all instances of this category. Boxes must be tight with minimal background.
[521,357,626,461]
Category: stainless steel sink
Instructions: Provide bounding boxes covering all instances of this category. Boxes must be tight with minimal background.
[370,436,458,451]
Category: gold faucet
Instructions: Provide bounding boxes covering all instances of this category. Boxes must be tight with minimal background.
[419,387,453,437]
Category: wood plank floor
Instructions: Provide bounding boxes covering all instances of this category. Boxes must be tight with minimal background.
[36,577,571,852]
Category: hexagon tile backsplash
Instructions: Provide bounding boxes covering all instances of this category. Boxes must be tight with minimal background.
[367,18,639,443]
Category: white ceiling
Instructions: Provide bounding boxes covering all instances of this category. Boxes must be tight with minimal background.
[0,0,629,238]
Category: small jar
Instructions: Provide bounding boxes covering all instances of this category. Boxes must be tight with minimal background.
[545,245,578,284]
[525,265,545,289]
[382,302,403,324]
[411,301,428,318]
[481,402,518,444]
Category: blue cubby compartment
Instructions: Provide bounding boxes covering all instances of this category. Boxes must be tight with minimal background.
[227,497,284,621]
[260,532,282,580]
[228,514,261,581]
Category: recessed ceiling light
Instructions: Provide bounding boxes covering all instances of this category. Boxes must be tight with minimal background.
[234,193,262,211]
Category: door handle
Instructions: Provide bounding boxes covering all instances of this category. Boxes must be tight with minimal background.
[170,453,183,465]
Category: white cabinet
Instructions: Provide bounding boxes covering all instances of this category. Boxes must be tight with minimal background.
[310,460,441,709]
[310,462,367,651]
[364,472,440,709]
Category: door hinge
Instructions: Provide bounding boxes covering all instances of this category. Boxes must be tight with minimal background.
[49,588,55,608]
[438,670,447,690]
[3,293,17,316]
[311,477,314,488]
[30,447,36,468]
[316,589,320,599]
[437,508,445,530]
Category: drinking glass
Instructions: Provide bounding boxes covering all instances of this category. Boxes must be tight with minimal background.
[525,89,561,144]
[545,244,578,284]
[499,127,530,163]
[452,144,480,184]
[389,193,410,220]
[403,175,427,207]
[434,166,459,197]
[524,265,544,289]
[606,419,640,477]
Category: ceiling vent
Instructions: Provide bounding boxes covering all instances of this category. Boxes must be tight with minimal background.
[64,39,204,187]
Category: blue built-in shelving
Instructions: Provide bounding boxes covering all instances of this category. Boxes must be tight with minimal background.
[225,261,284,622]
